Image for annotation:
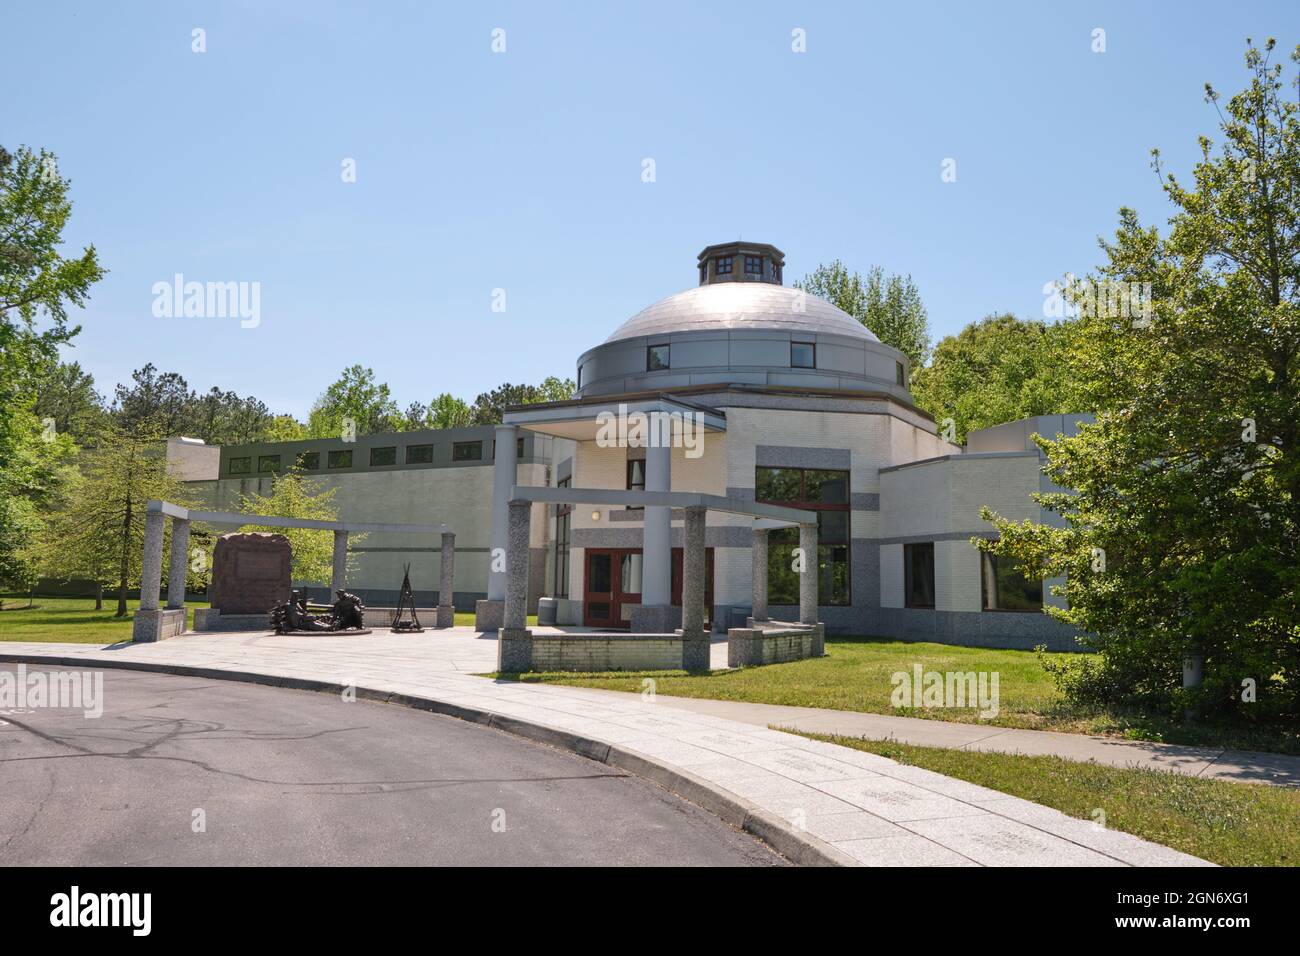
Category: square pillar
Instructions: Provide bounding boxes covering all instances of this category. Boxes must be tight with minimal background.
[139,511,166,611]
[436,531,456,628]
[497,498,534,672]
[681,505,709,673]
[750,527,769,623]
[631,421,675,633]
[166,518,191,609]
[133,508,181,643]
[331,530,349,596]
[799,521,819,625]
[487,423,518,602]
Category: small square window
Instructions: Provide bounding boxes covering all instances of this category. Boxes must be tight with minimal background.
[296,451,320,470]
[258,455,281,474]
[647,344,670,371]
[453,441,482,462]
[744,255,763,276]
[405,444,434,464]
[791,342,815,369]
[715,256,732,275]
[370,446,397,466]
[228,456,251,476]
[328,450,353,469]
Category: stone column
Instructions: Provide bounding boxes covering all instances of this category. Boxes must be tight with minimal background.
[750,527,769,624]
[497,499,534,672]
[478,423,517,629]
[633,416,673,633]
[331,530,348,596]
[487,424,518,603]
[798,521,819,625]
[139,511,166,611]
[166,518,191,609]
[681,506,709,673]
[436,531,456,628]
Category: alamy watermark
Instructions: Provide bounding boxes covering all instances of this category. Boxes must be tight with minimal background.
[891,664,999,718]
[594,402,705,459]
[152,273,261,328]
[1,664,104,718]
[1043,276,1152,325]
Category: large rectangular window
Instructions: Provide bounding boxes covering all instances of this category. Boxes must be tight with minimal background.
[406,444,434,464]
[453,441,482,462]
[904,543,935,608]
[258,455,281,474]
[756,465,851,606]
[370,446,397,466]
[554,477,571,598]
[296,451,320,470]
[228,456,251,476]
[981,553,1043,611]
[327,449,352,469]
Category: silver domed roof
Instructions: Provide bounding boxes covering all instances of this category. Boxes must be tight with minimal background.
[604,283,879,344]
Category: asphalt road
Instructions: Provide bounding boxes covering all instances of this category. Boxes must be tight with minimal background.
[0,667,784,866]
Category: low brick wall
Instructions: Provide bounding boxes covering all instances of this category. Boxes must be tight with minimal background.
[193,609,271,632]
[531,633,688,672]
[131,608,187,643]
[727,623,825,668]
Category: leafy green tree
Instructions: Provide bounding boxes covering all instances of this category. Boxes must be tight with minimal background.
[263,414,308,443]
[33,360,106,445]
[0,145,105,587]
[427,392,473,429]
[470,377,576,425]
[306,365,402,438]
[911,314,1078,441]
[796,261,932,365]
[189,387,273,445]
[111,363,195,437]
[38,421,193,616]
[401,401,428,430]
[980,41,1300,724]
[237,471,357,585]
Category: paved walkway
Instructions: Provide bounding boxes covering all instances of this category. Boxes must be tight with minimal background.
[0,629,1213,867]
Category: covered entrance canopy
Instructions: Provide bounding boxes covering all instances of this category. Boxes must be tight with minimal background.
[497,486,819,672]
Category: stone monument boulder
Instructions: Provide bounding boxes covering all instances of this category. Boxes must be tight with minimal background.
[207,532,292,614]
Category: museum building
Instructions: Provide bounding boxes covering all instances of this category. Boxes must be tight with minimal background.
[181,241,1088,650]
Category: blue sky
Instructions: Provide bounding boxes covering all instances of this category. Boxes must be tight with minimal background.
[6,1,1298,418]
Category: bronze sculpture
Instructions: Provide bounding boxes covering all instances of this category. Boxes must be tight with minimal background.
[270,588,367,634]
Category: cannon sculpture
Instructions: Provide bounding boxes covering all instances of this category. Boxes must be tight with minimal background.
[270,589,367,634]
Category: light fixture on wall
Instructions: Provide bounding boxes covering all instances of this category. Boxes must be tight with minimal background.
[591,510,601,521]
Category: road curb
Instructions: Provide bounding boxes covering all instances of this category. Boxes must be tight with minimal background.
[1,653,855,867]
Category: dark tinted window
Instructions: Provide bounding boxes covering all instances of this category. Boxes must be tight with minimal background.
[296,451,319,470]
[453,441,482,462]
[791,341,815,368]
[647,344,670,371]
[905,543,935,608]
[982,553,1042,611]
[258,455,281,473]
[228,457,251,475]
[406,444,434,464]
[327,450,352,469]
[370,446,397,466]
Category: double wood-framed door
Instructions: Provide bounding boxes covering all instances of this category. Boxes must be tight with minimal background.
[583,548,714,629]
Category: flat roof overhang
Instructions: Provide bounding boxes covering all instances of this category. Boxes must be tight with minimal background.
[510,485,816,528]
[503,394,726,441]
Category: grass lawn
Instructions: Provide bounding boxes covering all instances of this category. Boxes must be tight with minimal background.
[453,611,537,627]
[0,594,209,644]
[803,733,1300,867]
[496,634,1300,754]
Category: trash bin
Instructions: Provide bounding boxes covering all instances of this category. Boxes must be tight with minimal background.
[537,597,558,626]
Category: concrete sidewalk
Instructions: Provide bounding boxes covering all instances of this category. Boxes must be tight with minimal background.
[0,631,1212,867]
[604,694,1300,788]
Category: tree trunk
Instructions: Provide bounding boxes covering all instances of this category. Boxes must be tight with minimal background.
[117,496,131,617]
[94,582,103,611]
